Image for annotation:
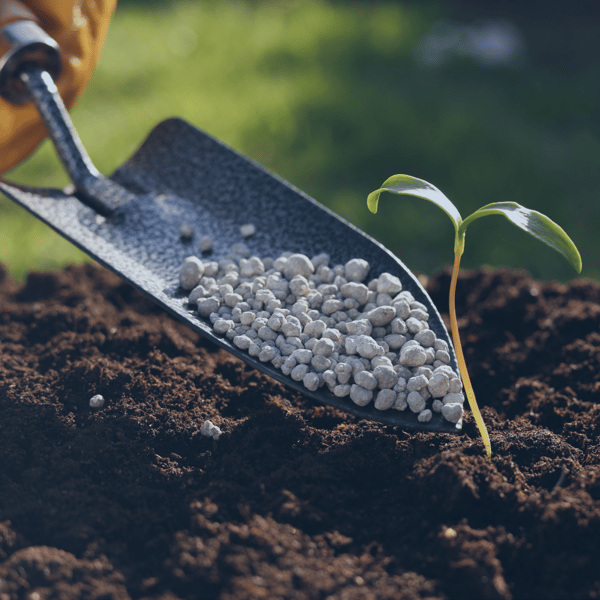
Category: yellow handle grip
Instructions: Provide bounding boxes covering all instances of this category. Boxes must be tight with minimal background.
[0,0,117,175]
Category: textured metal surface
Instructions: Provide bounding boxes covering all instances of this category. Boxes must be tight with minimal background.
[18,67,135,214]
[0,117,462,434]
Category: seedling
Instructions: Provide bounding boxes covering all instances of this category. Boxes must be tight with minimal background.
[368,175,582,457]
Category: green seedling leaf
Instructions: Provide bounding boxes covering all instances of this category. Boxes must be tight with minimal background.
[461,202,582,274]
[367,174,463,238]
[367,174,583,458]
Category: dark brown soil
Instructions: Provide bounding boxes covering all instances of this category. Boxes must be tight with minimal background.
[1,262,599,600]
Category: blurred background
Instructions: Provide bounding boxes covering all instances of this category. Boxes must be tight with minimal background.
[1,0,598,281]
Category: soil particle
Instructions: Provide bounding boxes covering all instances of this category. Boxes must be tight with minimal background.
[1,262,599,599]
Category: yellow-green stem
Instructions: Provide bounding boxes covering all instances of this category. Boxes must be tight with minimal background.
[449,246,492,458]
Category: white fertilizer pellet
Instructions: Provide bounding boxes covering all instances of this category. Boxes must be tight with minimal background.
[89,394,105,408]
[179,246,465,425]
[200,236,213,253]
[179,256,205,290]
[418,409,433,422]
[179,224,194,240]
[200,419,222,439]
[240,224,256,238]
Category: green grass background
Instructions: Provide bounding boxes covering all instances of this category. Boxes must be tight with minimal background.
[1,0,597,282]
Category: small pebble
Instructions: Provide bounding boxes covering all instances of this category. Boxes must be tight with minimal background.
[442,403,463,424]
[407,391,426,413]
[394,393,408,411]
[356,336,383,359]
[179,224,194,239]
[284,254,315,279]
[407,374,428,392]
[313,338,335,356]
[200,236,213,252]
[443,392,465,405]
[414,329,436,347]
[400,345,427,367]
[418,409,433,422]
[373,365,397,389]
[428,372,450,398]
[435,350,451,364]
[350,384,373,406]
[366,306,396,327]
[200,419,222,439]
[89,394,105,408]
[179,256,205,290]
[346,319,372,336]
[374,389,396,410]
[233,335,252,350]
[377,273,402,295]
[334,384,351,397]
[345,258,370,282]
[240,223,256,238]
[291,364,309,381]
[448,378,463,393]
[354,370,378,391]
[303,372,320,391]
[406,317,425,334]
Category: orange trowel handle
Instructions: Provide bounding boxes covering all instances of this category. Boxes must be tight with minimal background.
[0,0,117,175]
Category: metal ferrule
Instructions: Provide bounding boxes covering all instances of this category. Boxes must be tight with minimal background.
[0,19,61,104]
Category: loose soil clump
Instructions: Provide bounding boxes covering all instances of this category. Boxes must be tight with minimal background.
[1,262,599,600]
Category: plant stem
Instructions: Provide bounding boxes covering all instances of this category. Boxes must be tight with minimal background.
[448,246,492,458]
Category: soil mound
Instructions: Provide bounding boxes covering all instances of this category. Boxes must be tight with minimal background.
[1,263,599,599]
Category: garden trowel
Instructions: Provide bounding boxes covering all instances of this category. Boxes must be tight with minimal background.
[0,13,462,434]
